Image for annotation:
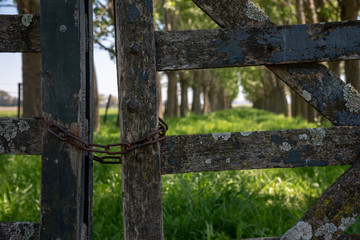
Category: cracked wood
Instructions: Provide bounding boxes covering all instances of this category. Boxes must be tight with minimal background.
[156,21,360,71]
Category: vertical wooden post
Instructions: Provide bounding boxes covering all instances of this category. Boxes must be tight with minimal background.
[114,0,163,239]
[40,0,93,239]
[17,83,21,118]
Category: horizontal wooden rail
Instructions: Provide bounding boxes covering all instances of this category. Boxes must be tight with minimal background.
[2,14,360,71]
[156,20,360,70]
[0,14,40,52]
[3,119,358,174]
[0,222,358,240]
[161,126,360,174]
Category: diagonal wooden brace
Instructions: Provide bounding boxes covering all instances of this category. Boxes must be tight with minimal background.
[192,0,360,238]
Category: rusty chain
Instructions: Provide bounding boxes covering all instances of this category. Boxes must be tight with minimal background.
[34,116,168,164]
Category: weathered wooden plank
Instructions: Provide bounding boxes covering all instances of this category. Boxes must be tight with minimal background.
[40,0,92,239]
[281,161,360,240]
[2,120,359,175]
[156,21,360,71]
[0,14,40,52]
[161,127,360,174]
[191,0,360,125]
[114,0,164,239]
[0,222,40,240]
[0,118,42,155]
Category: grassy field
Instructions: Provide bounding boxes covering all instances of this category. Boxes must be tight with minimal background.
[0,108,358,239]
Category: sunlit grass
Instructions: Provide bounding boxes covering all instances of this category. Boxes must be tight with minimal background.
[0,107,358,239]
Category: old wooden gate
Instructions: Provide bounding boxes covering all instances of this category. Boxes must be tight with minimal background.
[1,0,360,239]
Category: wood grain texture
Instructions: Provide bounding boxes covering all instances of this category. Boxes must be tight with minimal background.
[40,0,92,239]
[161,127,360,174]
[0,222,40,240]
[156,21,360,71]
[0,118,42,155]
[191,0,360,127]
[114,0,163,239]
[0,14,40,52]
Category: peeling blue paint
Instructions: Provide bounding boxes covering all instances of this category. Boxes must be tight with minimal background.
[240,155,247,160]
[288,64,344,113]
[303,145,311,153]
[271,134,283,144]
[283,149,328,167]
[167,140,175,150]
[215,38,222,45]
[268,24,360,63]
[257,155,265,159]
[134,66,149,96]
[217,30,249,65]
[144,0,153,13]
[168,155,177,166]
[127,3,139,23]
[283,150,301,166]
[334,110,360,126]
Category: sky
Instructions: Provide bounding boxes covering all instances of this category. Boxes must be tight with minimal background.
[0,1,250,105]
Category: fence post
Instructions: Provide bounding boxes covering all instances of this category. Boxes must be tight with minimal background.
[40,0,93,239]
[114,0,164,239]
[17,83,21,118]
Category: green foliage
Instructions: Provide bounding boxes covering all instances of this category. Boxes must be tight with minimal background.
[0,108,358,239]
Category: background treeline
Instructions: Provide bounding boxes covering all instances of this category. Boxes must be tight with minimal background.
[0,90,18,106]
[93,0,360,122]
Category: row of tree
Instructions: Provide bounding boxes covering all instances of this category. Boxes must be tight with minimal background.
[11,0,360,124]
[0,90,18,106]
[242,0,360,122]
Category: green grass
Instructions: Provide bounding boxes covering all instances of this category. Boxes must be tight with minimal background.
[0,107,358,239]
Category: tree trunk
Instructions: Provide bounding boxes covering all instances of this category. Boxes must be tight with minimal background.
[17,0,41,117]
[203,71,211,114]
[164,71,178,118]
[340,0,360,91]
[192,70,202,114]
[93,68,100,131]
[179,71,189,117]
[157,72,163,118]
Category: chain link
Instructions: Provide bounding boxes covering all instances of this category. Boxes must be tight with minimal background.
[34,116,168,164]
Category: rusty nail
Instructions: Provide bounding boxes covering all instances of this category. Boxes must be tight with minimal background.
[136,153,145,162]
[127,99,139,112]
[59,25,67,33]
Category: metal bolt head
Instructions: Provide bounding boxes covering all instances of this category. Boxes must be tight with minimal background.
[59,25,67,33]
[127,99,139,112]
